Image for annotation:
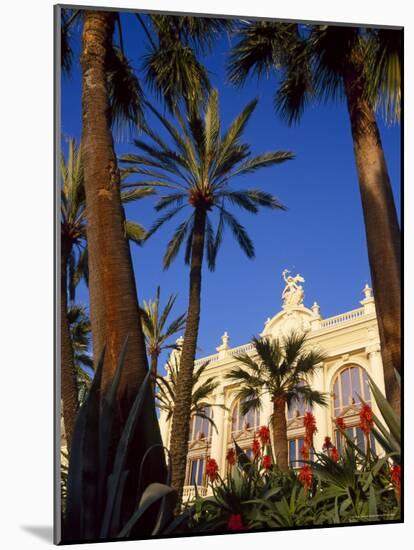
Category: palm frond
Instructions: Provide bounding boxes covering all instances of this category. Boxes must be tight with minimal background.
[163,215,194,269]
[124,220,147,244]
[106,46,145,137]
[218,207,255,258]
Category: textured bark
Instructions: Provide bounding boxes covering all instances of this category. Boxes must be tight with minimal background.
[60,240,79,451]
[272,398,289,473]
[169,208,206,508]
[343,50,401,416]
[150,352,158,392]
[80,11,148,402]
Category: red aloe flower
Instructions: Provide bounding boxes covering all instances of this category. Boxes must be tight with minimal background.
[304,411,317,446]
[390,464,401,497]
[262,454,272,470]
[330,446,340,463]
[206,458,219,481]
[258,425,270,446]
[227,514,246,531]
[359,404,374,435]
[251,437,261,456]
[323,436,333,450]
[298,464,313,493]
[335,416,346,430]
[299,444,310,461]
[226,448,236,466]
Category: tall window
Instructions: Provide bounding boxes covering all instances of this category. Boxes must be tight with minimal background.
[332,365,375,453]
[230,398,260,439]
[189,406,213,441]
[186,457,205,486]
[332,365,371,414]
[288,437,314,468]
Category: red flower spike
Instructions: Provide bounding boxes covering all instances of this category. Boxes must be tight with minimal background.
[227,514,246,531]
[330,446,339,463]
[335,417,346,430]
[359,404,374,435]
[299,444,310,461]
[206,458,219,481]
[262,454,272,470]
[226,448,236,466]
[304,411,317,447]
[251,437,261,456]
[390,464,401,497]
[258,425,271,446]
[298,464,313,493]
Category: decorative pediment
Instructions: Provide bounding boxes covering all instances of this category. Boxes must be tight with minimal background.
[188,437,210,451]
[286,416,305,430]
[261,305,315,339]
[341,403,362,419]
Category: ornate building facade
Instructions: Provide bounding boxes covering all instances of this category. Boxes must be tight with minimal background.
[158,273,385,499]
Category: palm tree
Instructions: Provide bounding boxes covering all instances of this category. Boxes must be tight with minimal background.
[79,10,153,402]
[63,8,231,404]
[121,89,293,501]
[140,287,186,388]
[67,304,93,406]
[137,13,233,114]
[226,333,327,472]
[156,355,223,434]
[60,139,85,447]
[60,137,153,445]
[228,23,401,415]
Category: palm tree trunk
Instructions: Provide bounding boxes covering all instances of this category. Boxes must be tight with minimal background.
[271,398,289,472]
[61,239,79,451]
[80,11,148,402]
[150,352,158,391]
[343,52,401,416]
[169,208,206,507]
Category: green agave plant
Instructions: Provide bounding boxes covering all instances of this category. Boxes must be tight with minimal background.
[62,338,182,542]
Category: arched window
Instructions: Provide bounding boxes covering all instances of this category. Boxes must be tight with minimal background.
[229,398,260,440]
[189,406,213,442]
[332,365,371,415]
[331,365,375,453]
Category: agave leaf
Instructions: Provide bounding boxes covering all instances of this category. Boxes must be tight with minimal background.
[367,374,400,444]
[118,483,176,538]
[109,470,129,536]
[368,485,378,519]
[98,337,129,510]
[64,348,105,540]
[233,439,252,473]
[101,371,152,538]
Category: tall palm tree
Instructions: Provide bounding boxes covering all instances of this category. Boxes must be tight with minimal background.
[79,10,152,401]
[156,355,223,433]
[121,89,293,501]
[63,8,231,403]
[228,23,401,415]
[226,333,327,472]
[60,139,85,447]
[67,304,93,406]
[60,137,153,445]
[140,287,186,388]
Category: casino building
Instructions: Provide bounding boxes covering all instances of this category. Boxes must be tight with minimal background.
[158,272,386,500]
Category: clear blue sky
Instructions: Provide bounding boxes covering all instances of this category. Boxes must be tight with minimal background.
[61,12,401,373]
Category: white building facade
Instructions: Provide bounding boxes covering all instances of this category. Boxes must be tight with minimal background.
[159,273,385,499]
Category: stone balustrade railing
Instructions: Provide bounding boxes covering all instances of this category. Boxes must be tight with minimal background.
[319,307,365,329]
[193,307,368,368]
[182,485,207,500]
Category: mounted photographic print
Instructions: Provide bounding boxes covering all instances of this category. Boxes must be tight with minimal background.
[55,3,403,545]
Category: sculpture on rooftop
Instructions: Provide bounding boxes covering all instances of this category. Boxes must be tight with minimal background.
[282,269,305,307]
